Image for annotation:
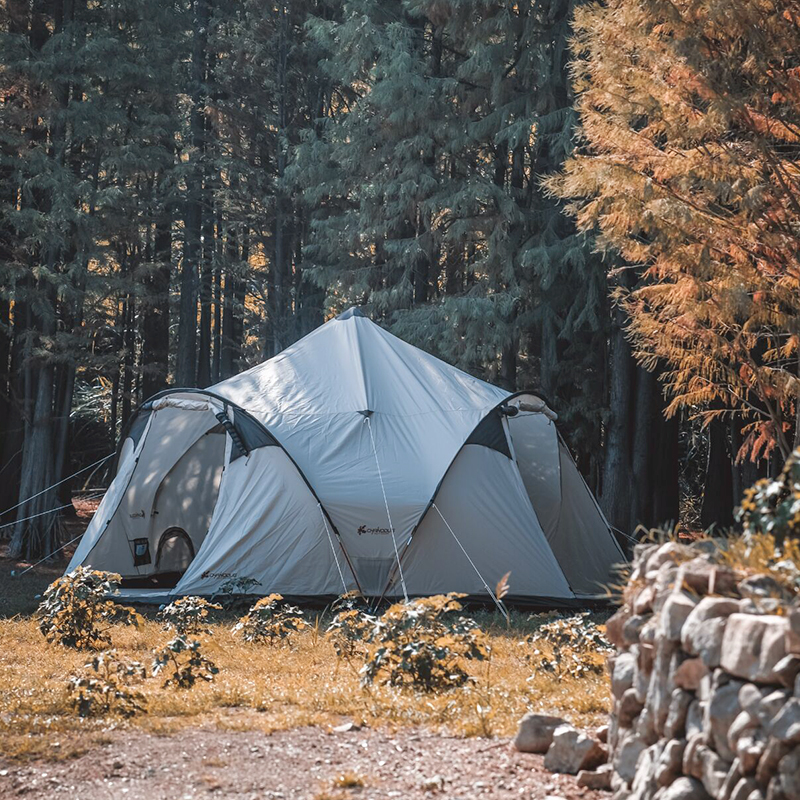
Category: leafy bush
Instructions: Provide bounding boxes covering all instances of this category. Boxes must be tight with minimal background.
[738,449,800,545]
[529,612,613,679]
[158,596,222,635]
[37,566,143,649]
[153,635,219,688]
[212,576,262,612]
[67,650,147,718]
[232,594,308,645]
[326,593,375,661]
[360,594,488,691]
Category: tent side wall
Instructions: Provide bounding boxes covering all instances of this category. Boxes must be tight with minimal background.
[398,443,575,600]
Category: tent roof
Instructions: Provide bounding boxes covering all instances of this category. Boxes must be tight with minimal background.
[206,310,512,545]
[210,309,509,421]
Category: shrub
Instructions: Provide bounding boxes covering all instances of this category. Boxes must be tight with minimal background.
[158,596,222,635]
[37,566,143,649]
[153,635,219,688]
[67,650,147,718]
[360,594,489,691]
[212,576,262,612]
[529,612,613,679]
[232,594,308,645]
[326,593,375,661]
[738,449,800,545]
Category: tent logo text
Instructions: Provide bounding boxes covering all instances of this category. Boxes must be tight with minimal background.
[357,525,392,536]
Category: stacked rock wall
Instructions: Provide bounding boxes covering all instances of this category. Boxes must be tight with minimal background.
[604,541,800,800]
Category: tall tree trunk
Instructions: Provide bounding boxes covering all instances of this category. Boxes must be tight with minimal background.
[700,417,735,531]
[141,218,171,399]
[176,0,209,386]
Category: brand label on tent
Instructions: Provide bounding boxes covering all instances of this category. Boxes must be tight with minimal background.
[357,525,392,536]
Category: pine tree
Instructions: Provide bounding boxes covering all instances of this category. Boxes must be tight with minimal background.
[551,0,800,463]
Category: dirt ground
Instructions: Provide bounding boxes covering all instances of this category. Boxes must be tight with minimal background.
[0,724,605,800]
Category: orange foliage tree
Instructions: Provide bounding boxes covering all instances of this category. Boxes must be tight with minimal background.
[551,0,800,460]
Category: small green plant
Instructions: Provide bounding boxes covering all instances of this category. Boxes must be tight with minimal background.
[739,449,800,544]
[212,576,262,612]
[530,612,612,678]
[326,593,375,661]
[153,635,219,688]
[233,594,308,645]
[67,650,147,718]
[37,566,143,649]
[360,594,489,691]
[159,596,222,635]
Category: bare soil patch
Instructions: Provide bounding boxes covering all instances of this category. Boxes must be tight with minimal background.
[0,723,605,800]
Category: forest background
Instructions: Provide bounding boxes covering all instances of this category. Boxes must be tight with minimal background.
[2,0,798,559]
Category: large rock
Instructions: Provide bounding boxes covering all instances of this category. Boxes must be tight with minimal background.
[736,731,768,775]
[730,777,758,800]
[727,710,761,756]
[607,607,632,648]
[544,725,607,774]
[513,713,567,753]
[676,558,740,597]
[620,688,645,729]
[756,739,791,787]
[721,615,791,684]
[788,608,800,655]
[664,689,694,739]
[681,597,739,667]
[577,763,613,790]
[656,738,686,787]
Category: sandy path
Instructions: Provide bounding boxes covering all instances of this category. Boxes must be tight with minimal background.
[0,725,606,800]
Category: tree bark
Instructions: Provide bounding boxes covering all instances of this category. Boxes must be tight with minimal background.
[700,417,735,531]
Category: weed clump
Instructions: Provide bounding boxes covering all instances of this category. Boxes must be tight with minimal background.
[530,612,612,678]
[360,593,488,691]
[153,635,219,688]
[67,650,147,718]
[326,593,375,661]
[159,596,222,635]
[233,594,308,645]
[37,566,143,649]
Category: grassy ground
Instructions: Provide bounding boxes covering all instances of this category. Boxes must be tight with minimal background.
[0,558,611,763]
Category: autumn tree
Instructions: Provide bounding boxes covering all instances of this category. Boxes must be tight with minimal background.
[552,0,800,464]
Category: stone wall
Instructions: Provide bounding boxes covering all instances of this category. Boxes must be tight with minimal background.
[602,540,800,800]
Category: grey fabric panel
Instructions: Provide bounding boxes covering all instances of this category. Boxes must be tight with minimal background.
[507,412,562,539]
[549,441,626,595]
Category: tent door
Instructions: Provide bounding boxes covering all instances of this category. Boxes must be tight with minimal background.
[155,527,195,575]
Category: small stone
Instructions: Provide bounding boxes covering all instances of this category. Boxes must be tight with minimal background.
[766,699,800,744]
[778,745,800,800]
[707,678,745,761]
[607,608,632,648]
[740,684,771,716]
[660,593,698,642]
[720,760,744,800]
[612,653,638,700]
[773,655,800,689]
[757,739,791,787]
[675,658,710,691]
[577,764,613,790]
[676,558,740,597]
[682,597,738,666]
[660,776,712,800]
[634,586,656,615]
[665,689,694,740]
[730,778,758,800]
[596,724,609,743]
[615,731,647,784]
[646,542,692,573]
[686,699,706,739]
[721,615,791,684]
[737,731,768,775]
[513,713,567,753]
[656,738,687,787]
[728,710,761,755]
[619,688,645,729]
[623,614,651,645]
[758,691,791,728]
[544,726,607,774]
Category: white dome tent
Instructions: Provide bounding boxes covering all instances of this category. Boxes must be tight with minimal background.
[67,308,625,605]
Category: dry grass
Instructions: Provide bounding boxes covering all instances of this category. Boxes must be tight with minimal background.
[0,605,610,763]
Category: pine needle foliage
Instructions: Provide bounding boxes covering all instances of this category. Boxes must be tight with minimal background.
[550,0,800,460]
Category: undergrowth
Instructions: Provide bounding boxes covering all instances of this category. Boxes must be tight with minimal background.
[0,604,611,761]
